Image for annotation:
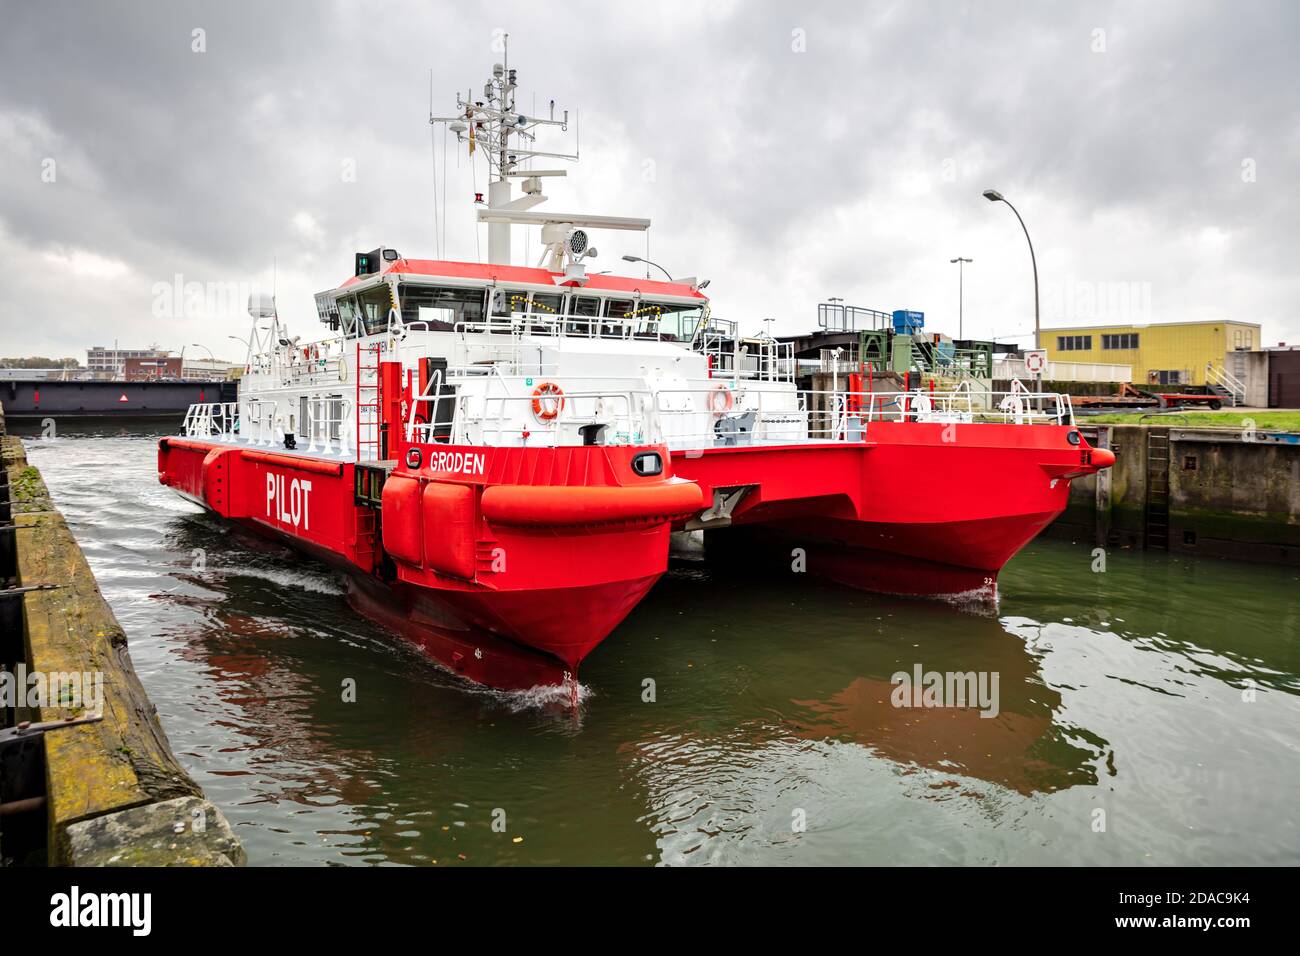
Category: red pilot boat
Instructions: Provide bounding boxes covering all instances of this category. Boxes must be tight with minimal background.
[158,49,1113,690]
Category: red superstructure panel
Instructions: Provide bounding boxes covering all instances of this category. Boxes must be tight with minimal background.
[337,258,706,301]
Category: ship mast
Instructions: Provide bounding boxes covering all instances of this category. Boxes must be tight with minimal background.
[430,34,578,265]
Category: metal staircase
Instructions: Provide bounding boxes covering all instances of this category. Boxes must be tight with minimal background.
[1205,362,1245,406]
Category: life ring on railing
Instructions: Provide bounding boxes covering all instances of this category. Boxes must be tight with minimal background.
[337,358,348,383]
[531,382,565,422]
[708,382,733,417]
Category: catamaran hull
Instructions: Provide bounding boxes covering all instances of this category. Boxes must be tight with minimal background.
[158,425,1114,688]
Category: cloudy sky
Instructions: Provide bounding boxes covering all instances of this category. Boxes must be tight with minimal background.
[2,0,1297,363]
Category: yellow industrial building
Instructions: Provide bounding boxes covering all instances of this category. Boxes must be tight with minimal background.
[1040,320,1261,386]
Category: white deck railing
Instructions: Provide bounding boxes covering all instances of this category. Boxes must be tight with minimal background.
[401,369,1076,452]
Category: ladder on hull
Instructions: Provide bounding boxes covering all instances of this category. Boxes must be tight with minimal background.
[356,342,383,461]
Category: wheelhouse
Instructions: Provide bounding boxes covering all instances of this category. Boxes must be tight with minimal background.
[315,259,710,343]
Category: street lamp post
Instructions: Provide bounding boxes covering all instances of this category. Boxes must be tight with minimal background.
[949,257,973,340]
[621,254,673,281]
[189,343,215,382]
[982,189,1040,349]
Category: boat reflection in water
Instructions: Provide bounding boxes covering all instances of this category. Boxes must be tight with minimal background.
[621,565,1113,864]
[784,618,1110,798]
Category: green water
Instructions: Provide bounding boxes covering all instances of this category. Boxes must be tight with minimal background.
[19,423,1300,866]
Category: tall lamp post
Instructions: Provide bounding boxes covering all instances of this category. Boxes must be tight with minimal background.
[982,189,1039,349]
[621,254,673,281]
[949,257,972,340]
[189,343,216,382]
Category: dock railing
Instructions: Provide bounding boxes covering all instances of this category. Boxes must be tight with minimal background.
[817,303,892,333]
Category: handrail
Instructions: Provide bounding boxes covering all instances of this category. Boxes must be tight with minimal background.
[817,303,892,332]
[1205,362,1245,406]
[408,382,644,448]
[181,402,240,440]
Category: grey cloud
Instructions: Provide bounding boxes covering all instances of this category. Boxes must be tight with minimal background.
[1,0,1297,358]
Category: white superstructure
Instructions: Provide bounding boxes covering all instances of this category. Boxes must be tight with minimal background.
[182,47,1073,459]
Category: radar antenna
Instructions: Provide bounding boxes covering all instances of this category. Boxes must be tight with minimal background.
[430,33,580,266]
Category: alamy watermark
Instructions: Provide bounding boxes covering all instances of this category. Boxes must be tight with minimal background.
[1043,276,1152,325]
[150,274,266,320]
[0,664,103,712]
[891,663,1000,718]
[50,886,150,936]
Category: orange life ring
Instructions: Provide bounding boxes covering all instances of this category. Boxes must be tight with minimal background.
[708,382,733,416]
[531,382,565,421]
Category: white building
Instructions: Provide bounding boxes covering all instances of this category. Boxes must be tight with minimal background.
[87,345,169,377]
[181,359,236,381]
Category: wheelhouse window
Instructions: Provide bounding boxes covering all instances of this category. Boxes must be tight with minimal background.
[568,296,601,317]
[356,284,393,336]
[604,299,635,319]
[1101,333,1138,350]
[399,284,485,328]
[1056,334,1092,352]
[598,299,706,340]
[315,292,340,330]
[648,303,706,341]
[334,294,361,337]
[491,289,539,317]
[529,293,562,317]
[487,290,566,322]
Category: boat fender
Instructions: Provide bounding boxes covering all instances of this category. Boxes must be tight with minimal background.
[422,481,477,580]
[380,474,424,566]
[201,447,232,514]
[481,481,705,527]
